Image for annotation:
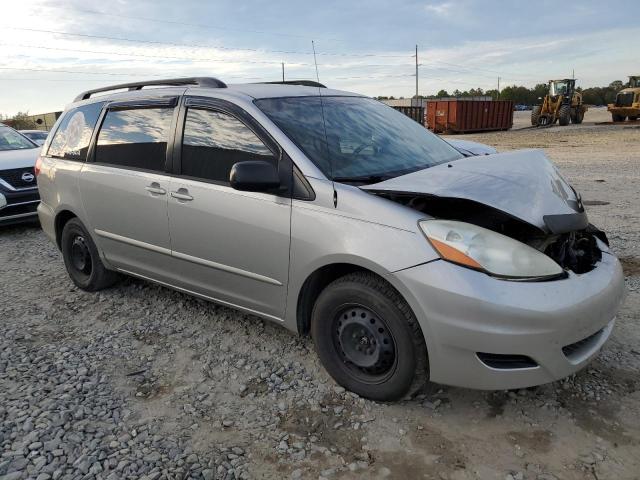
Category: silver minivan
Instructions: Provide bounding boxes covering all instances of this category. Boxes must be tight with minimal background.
[37,77,625,401]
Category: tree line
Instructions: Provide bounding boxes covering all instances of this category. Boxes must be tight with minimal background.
[377,80,629,106]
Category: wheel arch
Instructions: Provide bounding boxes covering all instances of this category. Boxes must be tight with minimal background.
[54,209,79,249]
[294,260,422,338]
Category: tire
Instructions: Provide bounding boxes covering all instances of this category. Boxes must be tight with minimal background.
[61,218,119,291]
[558,105,571,126]
[574,108,585,124]
[629,116,638,121]
[531,106,542,126]
[310,272,428,401]
[612,114,626,122]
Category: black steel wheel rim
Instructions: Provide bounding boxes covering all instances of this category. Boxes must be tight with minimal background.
[333,304,397,383]
[70,235,92,276]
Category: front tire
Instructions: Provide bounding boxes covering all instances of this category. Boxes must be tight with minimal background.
[531,106,541,126]
[311,272,428,401]
[558,105,571,126]
[612,114,626,122]
[61,218,119,291]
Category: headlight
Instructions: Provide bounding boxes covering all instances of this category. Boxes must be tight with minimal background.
[419,220,563,280]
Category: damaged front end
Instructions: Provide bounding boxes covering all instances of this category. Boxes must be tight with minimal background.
[370,191,607,276]
[361,149,609,277]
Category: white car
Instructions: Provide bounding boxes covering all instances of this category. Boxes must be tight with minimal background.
[20,129,50,146]
[0,123,41,225]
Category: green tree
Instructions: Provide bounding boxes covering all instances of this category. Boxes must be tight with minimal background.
[5,112,38,129]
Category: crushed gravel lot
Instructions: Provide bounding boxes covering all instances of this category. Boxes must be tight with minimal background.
[1,108,639,480]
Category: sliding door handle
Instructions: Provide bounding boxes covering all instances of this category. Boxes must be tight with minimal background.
[171,189,193,201]
[145,183,166,195]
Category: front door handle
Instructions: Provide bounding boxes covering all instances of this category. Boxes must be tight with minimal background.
[171,188,193,201]
[145,182,166,195]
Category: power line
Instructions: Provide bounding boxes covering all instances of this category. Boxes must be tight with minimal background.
[0,43,313,67]
[1,26,412,59]
[0,43,414,69]
[0,66,418,82]
[0,66,263,81]
[64,7,329,41]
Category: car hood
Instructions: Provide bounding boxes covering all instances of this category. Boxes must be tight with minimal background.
[362,149,587,233]
[445,138,497,156]
[0,147,40,170]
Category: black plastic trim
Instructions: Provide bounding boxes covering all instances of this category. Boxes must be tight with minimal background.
[543,212,589,234]
[477,353,538,369]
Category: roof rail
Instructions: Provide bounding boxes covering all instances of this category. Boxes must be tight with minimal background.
[260,80,327,88]
[73,77,227,102]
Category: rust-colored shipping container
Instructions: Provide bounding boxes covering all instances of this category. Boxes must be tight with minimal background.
[391,106,425,124]
[426,100,514,133]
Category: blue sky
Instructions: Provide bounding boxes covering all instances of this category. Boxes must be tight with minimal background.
[1,0,638,116]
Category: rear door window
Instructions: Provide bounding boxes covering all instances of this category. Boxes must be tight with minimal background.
[47,102,104,161]
[181,108,275,184]
[95,108,173,172]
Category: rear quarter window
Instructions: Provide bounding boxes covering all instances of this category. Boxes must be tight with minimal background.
[47,102,105,161]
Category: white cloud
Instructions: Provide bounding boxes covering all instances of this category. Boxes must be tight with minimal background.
[424,2,454,16]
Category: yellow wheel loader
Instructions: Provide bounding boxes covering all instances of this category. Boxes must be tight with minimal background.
[531,79,587,126]
[608,76,640,122]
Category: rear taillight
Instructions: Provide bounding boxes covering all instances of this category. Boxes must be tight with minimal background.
[35,156,43,176]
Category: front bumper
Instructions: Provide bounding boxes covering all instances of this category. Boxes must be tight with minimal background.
[394,252,625,390]
[607,104,640,116]
[0,187,40,225]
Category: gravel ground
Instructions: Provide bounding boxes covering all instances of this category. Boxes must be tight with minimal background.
[1,112,639,480]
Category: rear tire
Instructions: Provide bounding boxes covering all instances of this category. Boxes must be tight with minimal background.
[558,105,571,126]
[531,106,541,126]
[311,272,428,401]
[61,218,119,291]
[629,116,638,121]
[612,114,626,122]
[574,108,585,124]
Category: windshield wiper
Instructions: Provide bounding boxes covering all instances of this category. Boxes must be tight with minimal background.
[332,174,393,185]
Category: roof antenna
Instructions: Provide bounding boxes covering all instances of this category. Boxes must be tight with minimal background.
[312,40,337,208]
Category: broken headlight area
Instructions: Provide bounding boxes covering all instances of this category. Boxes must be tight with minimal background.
[372,192,607,276]
[541,228,605,275]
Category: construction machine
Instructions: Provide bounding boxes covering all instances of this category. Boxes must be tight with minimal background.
[531,79,588,126]
[608,76,640,122]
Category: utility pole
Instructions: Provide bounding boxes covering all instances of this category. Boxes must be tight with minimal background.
[497,76,501,99]
[415,44,419,99]
[282,62,285,82]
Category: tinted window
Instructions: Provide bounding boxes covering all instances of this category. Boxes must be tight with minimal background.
[0,126,38,151]
[95,108,173,171]
[181,108,275,183]
[255,96,462,183]
[47,102,104,160]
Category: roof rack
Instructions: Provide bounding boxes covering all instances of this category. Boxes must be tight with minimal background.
[73,77,227,102]
[260,80,327,88]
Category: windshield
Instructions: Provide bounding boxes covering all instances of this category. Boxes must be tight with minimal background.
[24,131,48,141]
[550,81,570,96]
[0,126,38,151]
[255,96,463,182]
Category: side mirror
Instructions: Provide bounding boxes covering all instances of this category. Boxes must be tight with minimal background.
[230,160,280,192]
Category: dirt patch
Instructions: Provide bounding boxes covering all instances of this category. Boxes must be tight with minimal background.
[486,391,508,418]
[583,200,610,206]
[620,256,640,276]
[281,395,364,460]
[507,430,553,453]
